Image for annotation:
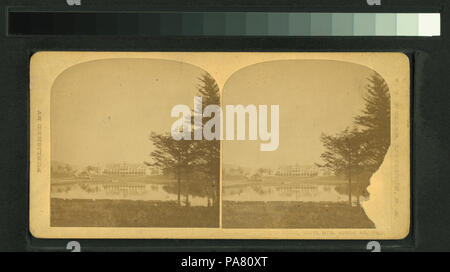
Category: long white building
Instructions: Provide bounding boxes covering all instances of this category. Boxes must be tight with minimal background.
[260,164,333,177]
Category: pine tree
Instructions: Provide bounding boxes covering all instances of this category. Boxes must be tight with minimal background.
[318,72,391,205]
[193,73,221,207]
[196,73,220,107]
[147,133,196,206]
[148,73,221,207]
[354,72,391,172]
[319,127,367,205]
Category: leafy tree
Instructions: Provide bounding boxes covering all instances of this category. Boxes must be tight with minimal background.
[147,133,197,206]
[148,73,221,207]
[319,128,368,205]
[318,72,391,205]
[51,162,76,178]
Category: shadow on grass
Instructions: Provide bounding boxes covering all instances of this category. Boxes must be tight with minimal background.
[222,201,375,229]
[51,198,219,228]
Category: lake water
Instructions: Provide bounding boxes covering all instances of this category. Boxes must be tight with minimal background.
[51,182,210,207]
[223,183,362,203]
[52,181,364,206]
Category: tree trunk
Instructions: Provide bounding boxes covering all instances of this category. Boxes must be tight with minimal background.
[185,176,190,207]
[348,176,352,206]
[214,177,220,207]
[177,171,181,206]
[347,160,352,206]
[356,184,360,206]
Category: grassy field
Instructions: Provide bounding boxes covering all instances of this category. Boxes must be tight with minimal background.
[51,198,219,227]
[222,201,375,229]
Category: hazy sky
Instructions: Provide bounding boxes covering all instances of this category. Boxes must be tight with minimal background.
[51,59,204,167]
[51,58,376,169]
[222,60,374,168]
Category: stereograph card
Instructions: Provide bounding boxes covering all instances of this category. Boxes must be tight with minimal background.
[29,52,410,239]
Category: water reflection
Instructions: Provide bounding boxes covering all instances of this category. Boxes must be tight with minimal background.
[51,182,209,206]
[223,183,364,203]
[52,181,366,206]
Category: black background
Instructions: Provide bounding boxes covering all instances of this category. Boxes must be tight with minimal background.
[0,0,449,252]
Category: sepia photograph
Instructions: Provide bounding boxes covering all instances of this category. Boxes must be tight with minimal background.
[222,60,389,228]
[29,52,410,239]
[1,0,449,254]
[49,59,220,228]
